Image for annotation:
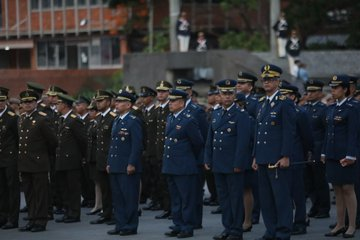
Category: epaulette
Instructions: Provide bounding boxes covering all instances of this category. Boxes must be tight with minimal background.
[96,112,101,116]
[132,106,139,110]
[278,95,286,100]
[258,96,265,102]
[7,111,15,116]
[38,111,47,116]
[109,112,117,117]
[70,114,77,118]
[40,103,46,107]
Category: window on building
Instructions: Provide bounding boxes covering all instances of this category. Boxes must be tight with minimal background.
[0,49,31,69]
[54,0,63,8]
[78,0,86,6]
[31,0,39,10]
[66,0,74,7]
[41,0,50,9]
[37,40,65,68]
[90,37,121,67]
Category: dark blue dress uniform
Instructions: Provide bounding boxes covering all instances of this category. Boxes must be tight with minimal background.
[303,80,331,217]
[280,84,314,232]
[205,79,252,239]
[0,87,20,229]
[107,92,143,234]
[254,65,296,240]
[322,76,359,185]
[176,78,208,228]
[237,71,259,118]
[162,89,204,237]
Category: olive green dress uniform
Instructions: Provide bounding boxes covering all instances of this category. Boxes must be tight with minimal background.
[0,89,20,229]
[94,100,117,222]
[56,101,87,221]
[18,90,57,231]
[154,81,173,215]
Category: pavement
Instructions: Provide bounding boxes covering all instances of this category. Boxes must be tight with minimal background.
[1,192,343,240]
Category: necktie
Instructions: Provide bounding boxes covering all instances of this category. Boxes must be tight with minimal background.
[221,109,227,117]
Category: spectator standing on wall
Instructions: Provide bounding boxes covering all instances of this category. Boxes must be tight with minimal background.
[286,30,302,77]
[273,12,289,58]
[176,11,191,52]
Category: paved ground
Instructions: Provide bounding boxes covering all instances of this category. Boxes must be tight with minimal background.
[2,194,340,240]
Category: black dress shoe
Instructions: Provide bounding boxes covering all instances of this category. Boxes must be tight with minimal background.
[177,231,193,238]
[119,229,137,236]
[155,211,170,219]
[19,223,34,232]
[149,204,162,211]
[324,227,346,237]
[213,232,229,240]
[19,206,28,213]
[107,229,120,235]
[211,207,222,214]
[106,219,116,225]
[53,208,65,215]
[314,213,330,219]
[165,230,180,237]
[343,232,355,238]
[64,217,80,223]
[208,200,219,206]
[329,223,337,229]
[86,209,101,215]
[55,216,67,223]
[291,225,306,235]
[1,222,18,229]
[90,217,110,224]
[307,210,317,218]
[143,202,156,210]
[226,235,243,240]
[243,225,252,232]
[30,224,46,232]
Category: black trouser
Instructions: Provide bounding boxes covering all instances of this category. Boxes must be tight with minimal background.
[152,162,170,211]
[304,163,330,214]
[81,163,95,206]
[141,156,154,202]
[204,169,217,201]
[57,169,81,219]
[97,170,112,219]
[22,172,49,227]
[0,165,20,225]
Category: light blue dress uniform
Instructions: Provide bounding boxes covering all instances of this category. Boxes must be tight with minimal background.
[162,106,204,235]
[107,111,143,233]
[254,89,296,240]
[205,96,252,238]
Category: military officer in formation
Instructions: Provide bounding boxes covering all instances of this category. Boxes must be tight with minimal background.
[303,80,331,220]
[205,79,252,240]
[163,89,204,238]
[54,93,86,223]
[18,90,57,232]
[279,83,314,235]
[107,91,143,236]
[252,64,296,240]
[0,87,19,230]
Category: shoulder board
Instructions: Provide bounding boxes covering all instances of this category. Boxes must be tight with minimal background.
[70,114,77,119]
[7,111,16,116]
[96,112,101,116]
[278,95,286,100]
[109,112,117,117]
[258,96,265,102]
[40,103,46,107]
[38,111,47,116]
[250,97,257,101]
[132,106,139,110]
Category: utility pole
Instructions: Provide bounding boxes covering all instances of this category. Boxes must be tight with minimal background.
[169,0,180,52]
[270,0,280,54]
[147,0,154,53]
